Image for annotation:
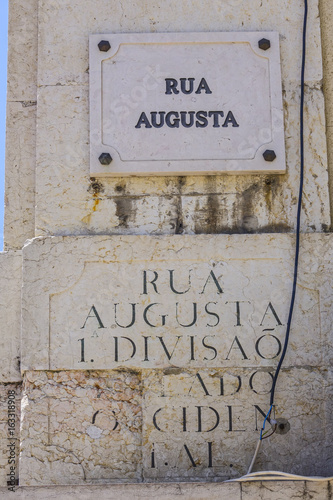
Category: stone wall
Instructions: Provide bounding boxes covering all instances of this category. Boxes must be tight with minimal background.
[0,480,333,500]
[1,0,333,497]
[4,0,332,252]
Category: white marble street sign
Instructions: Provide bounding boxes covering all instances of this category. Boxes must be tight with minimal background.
[89,32,285,176]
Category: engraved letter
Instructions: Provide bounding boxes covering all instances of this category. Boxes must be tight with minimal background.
[143,303,167,327]
[195,111,208,128]
[254,405,274,431]
[225,300,249,326]
[225,336,249,360]
[208,111,224,127]
[205,302,220,327]
[165,78,179,95]
[153,408,164,431]
[249,370,274,394]
[228,406,246,432]
[202,336,218,361]
[176,302,197,327]
[165,111,180,128]
[151,111,165,128]
[184,445,197,467]
[157,336,182,360]
[113,336,136,362]
[255,333,282,359]
[195,77,212,94]
[189,372,211,396]
[142,336,151,362]
[114,303,137,328]
[169,269,191,294]
[135,111,152,128]
[143,270,159,294]
[196,406,220,432]
[81,305,105,329]
[180,78,195,94]
[259,302,283,326]
[200,270,223,294]
[222,111,239,127]
[180,111,195,128]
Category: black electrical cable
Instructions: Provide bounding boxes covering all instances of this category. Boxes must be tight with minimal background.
[269,0,308,408]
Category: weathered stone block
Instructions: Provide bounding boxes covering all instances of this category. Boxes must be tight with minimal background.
[5,0,37,250]
[0,251,22,382]
[37,0,322,87]
[142,367,331,480]
[34,84,330,236]
[21,234,332,371]
[7,0,37,101]
[241,481,333,500]
[4,102,36,250]
[32,0,330,237]
[0,481,242,500]
[3,0,333,495]
[19,371,141,486]
[18,367,332,484]
[18,234,333,484]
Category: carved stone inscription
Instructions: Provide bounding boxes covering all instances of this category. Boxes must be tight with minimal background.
[21,236,326,483]
[47,259,321,478]
[19,367,328,484]
[50,260,319,371]
[142,368,278,480]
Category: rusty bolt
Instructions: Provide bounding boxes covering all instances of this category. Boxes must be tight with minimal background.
[263,150,276,162]
[98,153,112,165]
[98,40,111,52]
[258,38,271,51]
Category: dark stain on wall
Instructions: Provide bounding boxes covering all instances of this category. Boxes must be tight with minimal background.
[87,174,293,235]
[114,197,134,228]
[174,176,186,234]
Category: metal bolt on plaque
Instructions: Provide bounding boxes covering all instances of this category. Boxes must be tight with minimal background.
[263,150,277,162]
[98,40,111,52]
[98,153,112,165]
[258,38,271,50]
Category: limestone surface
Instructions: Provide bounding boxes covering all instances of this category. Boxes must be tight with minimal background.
[21,234,332,371]
[4,0,331,247]
[4,103,36,250]
[0,251,22,382]
[5,0,37,249]
[31,0,330,238]
[7,0,37,102]
[3,0,333,495]
[18,367,331,485]
[19,234,333,484]
[20,370,141,485]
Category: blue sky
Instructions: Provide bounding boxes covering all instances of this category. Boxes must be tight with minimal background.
[0,0,8,251]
